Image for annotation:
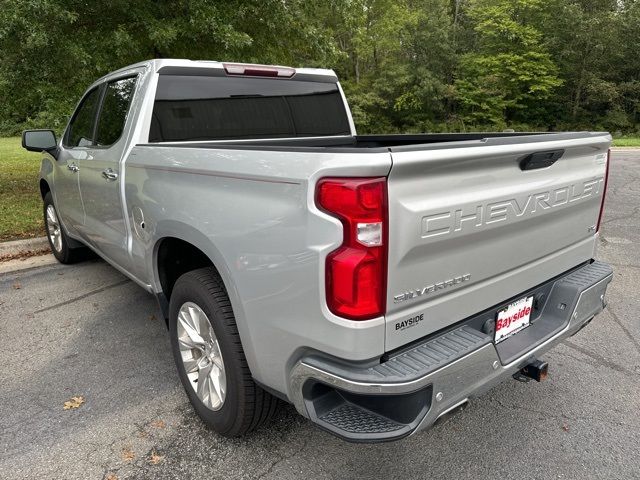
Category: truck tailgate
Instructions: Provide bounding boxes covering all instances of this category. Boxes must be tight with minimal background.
[385,133,610,350]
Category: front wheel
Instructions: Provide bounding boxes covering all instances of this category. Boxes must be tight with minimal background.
[43,192,86,264]
[169,267,279,436]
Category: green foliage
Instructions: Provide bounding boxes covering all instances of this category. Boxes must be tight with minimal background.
[455,52,563,127]
[453,0,563,127]
[0,0,639,135]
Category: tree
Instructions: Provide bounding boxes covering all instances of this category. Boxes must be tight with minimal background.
[453,0,563,128]
[541,0,635,130]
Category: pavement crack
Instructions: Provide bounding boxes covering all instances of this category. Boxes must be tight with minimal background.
[602,204,640,225]
[34,279,130,314]
[491,397,574,422]
[612,174,640,196]
[255,436,310,480]
[490,395,639,430]
[607,306,640,355]
[608,262,640,270]
[562,340,639,378]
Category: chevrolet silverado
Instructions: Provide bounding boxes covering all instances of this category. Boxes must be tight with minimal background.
[22,59,613,442]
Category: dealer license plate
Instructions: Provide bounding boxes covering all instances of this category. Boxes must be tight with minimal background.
[494,296,534,344]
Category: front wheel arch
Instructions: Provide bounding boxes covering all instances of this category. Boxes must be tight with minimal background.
[39,179,51,200]
[42,192,86,264]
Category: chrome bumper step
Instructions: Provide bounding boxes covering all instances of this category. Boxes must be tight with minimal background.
[289,260,613,443]
[303,325,490,386]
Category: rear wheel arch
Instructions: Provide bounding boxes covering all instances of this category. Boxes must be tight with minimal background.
[151,232,261,384]
[155,236,215,301]
[152,235,242,323]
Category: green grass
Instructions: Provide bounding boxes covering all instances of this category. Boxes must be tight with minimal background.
[0,137,45,241]
[612,136,640,147]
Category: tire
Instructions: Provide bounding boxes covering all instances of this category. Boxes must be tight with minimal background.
[43,192,86,264]
[169,267,279,436]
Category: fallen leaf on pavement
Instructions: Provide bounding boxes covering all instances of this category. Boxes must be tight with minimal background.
[121,446,136,462]
[105,474,118,480]
[149,314,156,321]
[148,450,164,465]
[63,396,85,410]
[150,419,165,429]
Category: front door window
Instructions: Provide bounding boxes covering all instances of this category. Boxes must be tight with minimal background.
[64,87,100,148]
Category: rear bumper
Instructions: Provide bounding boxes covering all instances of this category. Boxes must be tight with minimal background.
[289,261,613,442]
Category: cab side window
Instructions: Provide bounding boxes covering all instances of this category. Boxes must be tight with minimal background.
[95,77,137,146]
[64,87,100,148]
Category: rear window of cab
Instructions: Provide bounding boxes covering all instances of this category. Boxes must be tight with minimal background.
[150,75,351,142]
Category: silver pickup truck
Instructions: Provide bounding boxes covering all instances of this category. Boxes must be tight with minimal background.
[22,59,613,442]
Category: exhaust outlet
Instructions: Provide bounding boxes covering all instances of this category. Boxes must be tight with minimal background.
[434,399,469,425]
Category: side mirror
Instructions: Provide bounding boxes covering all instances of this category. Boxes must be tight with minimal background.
[22,129,57,152]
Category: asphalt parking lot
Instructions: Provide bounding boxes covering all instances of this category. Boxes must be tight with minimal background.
[1,151,639,480]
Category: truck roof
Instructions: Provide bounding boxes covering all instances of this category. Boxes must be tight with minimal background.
[93,59,337,85]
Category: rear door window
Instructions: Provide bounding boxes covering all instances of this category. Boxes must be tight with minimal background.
[150,75,350,142]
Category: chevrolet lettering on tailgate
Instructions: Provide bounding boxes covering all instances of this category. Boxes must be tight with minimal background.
[421,179,604,239]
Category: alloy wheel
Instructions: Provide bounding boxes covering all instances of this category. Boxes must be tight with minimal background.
[46,204,62,253]
[176,302,227,411]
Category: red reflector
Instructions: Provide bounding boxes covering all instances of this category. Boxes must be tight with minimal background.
[316,178,387,320]
[596,148,611,232]
[223,63,295,78]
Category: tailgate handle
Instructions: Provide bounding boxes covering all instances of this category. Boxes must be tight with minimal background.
[519,149,564,170]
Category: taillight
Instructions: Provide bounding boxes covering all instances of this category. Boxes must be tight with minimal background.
[223,63,295,78]
[316,177,388,320]
[596,148,611,232]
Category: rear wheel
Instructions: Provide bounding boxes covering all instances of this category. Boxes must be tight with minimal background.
[169,267,279,436]
[43,192,86,264]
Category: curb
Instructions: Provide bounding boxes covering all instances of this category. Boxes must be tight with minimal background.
[0,254,58,275]
[0,237,49,257]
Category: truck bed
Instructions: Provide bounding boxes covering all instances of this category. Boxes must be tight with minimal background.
[140,131,607,152]
[132,130,610,353]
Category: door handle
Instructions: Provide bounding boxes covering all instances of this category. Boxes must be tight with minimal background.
[102,168,119,181]
[519,149,564,170]
[67,163,79,172]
